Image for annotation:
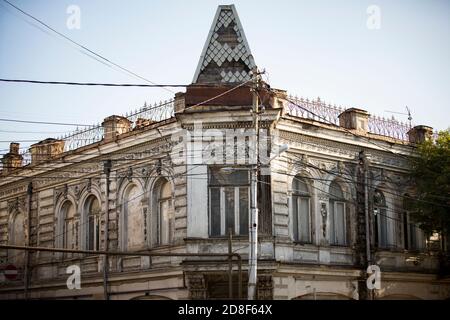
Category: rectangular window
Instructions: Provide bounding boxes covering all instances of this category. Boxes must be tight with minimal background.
[209,167,250,236]
[293,196,311,243]
[330,201,346,245]
[378,208,388,248]
[88,215,95,250]
[334,202,346,246]
[409,223,426,251]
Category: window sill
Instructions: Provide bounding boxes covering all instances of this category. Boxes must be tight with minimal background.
[293,241,314,246]
[329,244,349,248]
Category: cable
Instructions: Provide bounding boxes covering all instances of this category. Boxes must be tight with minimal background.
[0,78,237,88]
[2,160,209,263]
[282,95,413,159]
[0,75,257,180]
[262,167,426,231]
[0,118,88,126]
[286,152,450,206]
[0,129,68,134]
[0,0,175,94]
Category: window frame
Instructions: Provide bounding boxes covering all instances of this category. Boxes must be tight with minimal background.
[292,176,312,244]
[84,195,101,251]
[158,180,174,245]
[208,166,250,237]
[373,190,391,249]
[328,181,347,246]
[330,200,347,246]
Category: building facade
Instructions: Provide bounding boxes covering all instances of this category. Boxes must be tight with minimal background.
[0,5,449,300]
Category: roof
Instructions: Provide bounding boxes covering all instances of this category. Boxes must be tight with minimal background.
[192,4,256,84]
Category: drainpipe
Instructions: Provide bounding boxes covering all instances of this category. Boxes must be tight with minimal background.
[24,181,32,299]
[103,160,112,300]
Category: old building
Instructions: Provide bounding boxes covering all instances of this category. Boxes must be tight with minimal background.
[0,4,449,300]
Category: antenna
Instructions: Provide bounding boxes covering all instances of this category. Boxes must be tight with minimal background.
[385,106,413,127]
[405,106,412,127]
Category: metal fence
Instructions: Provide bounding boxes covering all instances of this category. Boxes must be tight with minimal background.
[17,100,174,165]
[286,95,412,141]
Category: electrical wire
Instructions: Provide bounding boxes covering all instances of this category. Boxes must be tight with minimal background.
[0,0,175,94]
[0,118,88,126]
[282,94,414,159]
[0,78,241,88]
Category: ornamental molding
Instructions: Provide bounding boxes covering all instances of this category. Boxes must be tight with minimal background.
[0,138,173,196]
[278,130,408,169]
[0,183,28,200]
[182,121,271,131]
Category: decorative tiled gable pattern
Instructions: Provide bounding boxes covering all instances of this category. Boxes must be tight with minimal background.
[192,5,256,84]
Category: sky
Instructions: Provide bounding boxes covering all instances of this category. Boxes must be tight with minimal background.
[0,0,449,154]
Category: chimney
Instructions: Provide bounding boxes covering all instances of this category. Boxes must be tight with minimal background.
[1,142,23,174]
[269,88,288,110]
[338,108,369,133]
[102,115,132,141]
[30,138,65,164]
[407,125,434,144]
[134,118,155,130]
[174,92,186,114]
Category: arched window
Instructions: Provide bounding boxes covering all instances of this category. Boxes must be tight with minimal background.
[11,212,25,246]
[158,179,174,245]
[122,185,145,250]
[374,190,389,248]
[84,195,101,251]
[292,176,311,243]
[61,200,77,256]
[329,181,346,245]
[10,211,25,265]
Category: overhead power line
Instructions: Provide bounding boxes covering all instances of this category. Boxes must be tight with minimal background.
[0,0,175,94]
[0,118,88,126]
[0,78,229,88]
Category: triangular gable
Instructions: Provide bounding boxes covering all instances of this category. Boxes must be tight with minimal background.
[192,5,256,84]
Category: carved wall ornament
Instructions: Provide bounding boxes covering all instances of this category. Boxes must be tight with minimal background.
[188,274,207,300]
[337,161,345,174]
[72,184,84,200]
[127,167,133,182]
[318,192,329,201]
[85,178,91,193]
[7,197,26,214]
[54,184,69,202]
[320,202,327,238]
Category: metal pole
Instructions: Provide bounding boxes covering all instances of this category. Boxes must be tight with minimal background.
[362,152,372,300]
[228,228,233,299]
[103,160,111,300]
[23,181,32,300]
[364,165,371,266]
[248,67,260,300]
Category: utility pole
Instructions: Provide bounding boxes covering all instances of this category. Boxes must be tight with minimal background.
[24,181,32,300]
[103,159,112,300]
[248,67,261,300]
[358,151,372,300]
